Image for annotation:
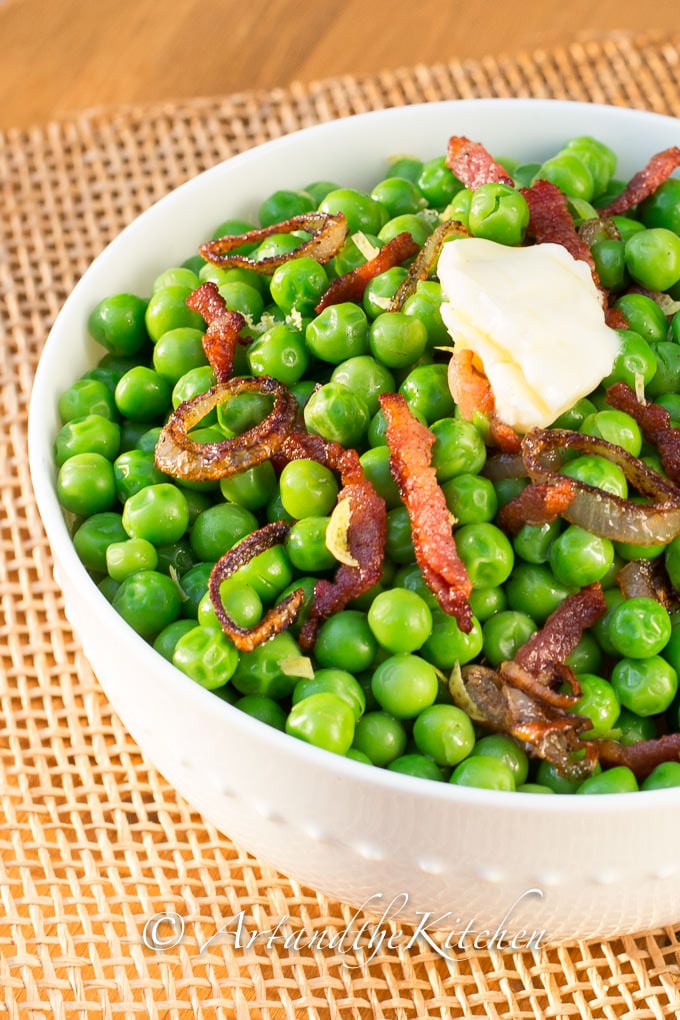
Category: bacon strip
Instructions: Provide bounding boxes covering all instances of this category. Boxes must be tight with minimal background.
[497,477,577,534]
[445,136,514,189]
[210,522,306,651]
[597,146,680,217]
[596,733,680,781]
[315,231,419,312]
[380,392,473,631]
[521,179,599,284]
[447,348,521,453]
[186,282,246,383]
[278,432,387,650]
[606,381,680,484]
[513,583,608,678]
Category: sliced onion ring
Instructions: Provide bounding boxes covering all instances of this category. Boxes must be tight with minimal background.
[155,375,298,481]
[521,428,680,545]
[200,212,348,274]
[389,219,468,311]
[209,521,305,652]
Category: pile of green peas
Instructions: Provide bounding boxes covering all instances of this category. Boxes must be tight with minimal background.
[54,133,680,795]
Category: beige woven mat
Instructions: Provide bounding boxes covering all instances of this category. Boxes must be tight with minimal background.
[3,27,680,1020]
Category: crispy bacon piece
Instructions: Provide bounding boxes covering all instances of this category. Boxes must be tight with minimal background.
[210,522,305,651]
[455,663,597,780]
[315,231,419,312]
[155,375,298,481]
[521,179,599,284]
[380,392,473,631]
[596,733,680,781]
[278,431,387,650]
[445,136,514,189]
[186,282,246,383]
[513,583,607,679]
[497,477,577,535]
[447,347,522,453]
[606,381,680,484]
[598,146,680,217]
[200,212,348,273]
[605,307,629,329]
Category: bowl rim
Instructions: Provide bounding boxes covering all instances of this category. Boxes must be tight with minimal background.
[28,96,680,815]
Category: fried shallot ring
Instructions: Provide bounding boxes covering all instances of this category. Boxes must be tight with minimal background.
[389,219,469,311]
[521,427,680,544]
[597,146,680,217]
[186,281,246,382]
[380,391,473,631]
[209,521,305,651]
[445,136,514,188]
[199,212,348,274]
[155,375,298,481]
[315,231,420,312]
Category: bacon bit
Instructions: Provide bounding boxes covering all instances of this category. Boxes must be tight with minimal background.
[278,431,387,650]
[513,583,607,679]
[606,381,680,484]
[210,521,305,652]
[155,375,298,481]
[604,307,629,330]
[447,347,522,453]
[186,282,246,383]
[315,231,419,312]
[445,136,514,189]
[595,733,680,781]
[497,477,577,535]
[389,219,469,311]
[521,179,599,285]
[454,663,597,780]
[200,212,348,274]
[597,146,680,217]
[380,392,473,631]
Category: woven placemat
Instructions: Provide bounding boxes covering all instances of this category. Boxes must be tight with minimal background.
[3,27,680,1019]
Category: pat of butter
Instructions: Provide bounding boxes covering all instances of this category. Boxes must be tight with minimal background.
[438,237,620,432]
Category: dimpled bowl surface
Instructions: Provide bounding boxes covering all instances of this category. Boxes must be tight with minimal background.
[29,99,680,943]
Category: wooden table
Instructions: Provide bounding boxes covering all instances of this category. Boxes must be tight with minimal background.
[1,0,679,130]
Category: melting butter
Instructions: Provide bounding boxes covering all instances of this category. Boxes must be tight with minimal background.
[438,237,620,432]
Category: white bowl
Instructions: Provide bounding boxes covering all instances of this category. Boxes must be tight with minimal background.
[29,99,680,943]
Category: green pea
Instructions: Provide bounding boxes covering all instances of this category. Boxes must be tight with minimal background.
[402,281,449,348]
[468,182,529,246]
[535,760,584,794]
[580,409,642,457]
[454,523,514,589]
[420,610,483,670]
[385,505,415,564]
[352,711,407,766]
[106,537,158,581]
[256,233,306,262]
[443,187,471,228]
[536,153,594,201]
[155,538,196,577]
[441,473,497,527]
[152,327,207,384]
[145,285,204,342]
[73,511,128,573]
[88,293,149,357]
[331,356,395,418]
[153,618,197,662]
[114,366,172,421]
[216,386,272,435]
[333,233,383,275]
[471,734,529,785]
[233,545,294,603]
[641,762,680,790]
[468,585,507,622]
[639,178,680,234]
[279,459,339,518]
[549,525,614,588]
[305,303,370,363]
[482,611,537,667]
[608,597,672,659]
[566,632,602,675]
[416,156,463,209]
[368,311,428,370]
[387,754,444,781]
[269,257,328,317]
[231,631,301,699]
[363,267,408,318]
[371,176,427,217]
[378,214,433,247]
[569,673,620,738]
[603,329,658,391]
[285,516,337,573]
[552,396,598,431]
[122,483,190,544]
[292,669,365,722]
[399,363,455,423]
[176,561,214,618]
[561,454,628,498]
[430,418,486,481]
[512,519,561,565]
[303,382,370,447]
[319,188,389,234]
[611,655,678,716]
[624,227,680,292]
[371,653,439,719]
[576,766,638,795]
[504,563,573,624]
[564,136,616,197]
[387,156,424,182]
[235,694,287,731]
[58,378,119,424]
[54,414,121,466]
[172,365,217,423]
[172,624,239,689]
[218,461,277,511]
[304,179,340,203]
[614,293,669,345]
[314,611,377,673]
[258,188,314,226]
[247,323,310,386]
[367,590,433,654]
[57,452,117,516]
[359,446,401,508]
[412,704,475,767]
[451,756,516,791]
[591,238,627,291]
[615,707,657,745]
[151,267,199,293]
[113,570,182,639]
[190,503,258,561]
[646,341,680,398]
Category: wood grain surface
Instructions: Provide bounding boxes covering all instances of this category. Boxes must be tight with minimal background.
[1,0,679,130]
